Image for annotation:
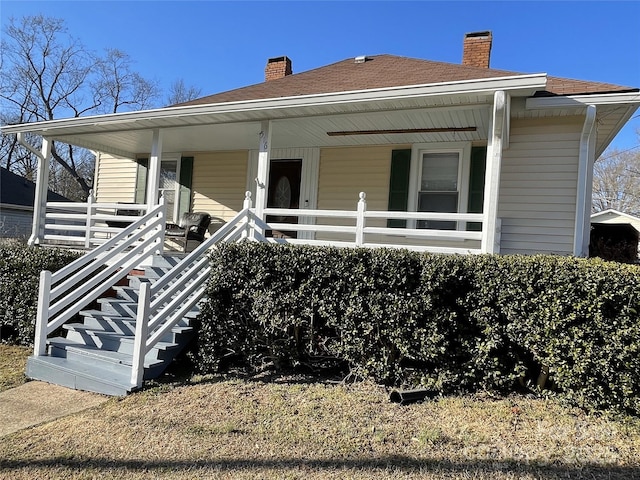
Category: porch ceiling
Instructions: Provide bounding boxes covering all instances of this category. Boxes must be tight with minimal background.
[40,102,494,157]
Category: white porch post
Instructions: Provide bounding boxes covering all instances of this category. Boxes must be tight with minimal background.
[146,129,163,210]
[254,120,272,235]
[28,136,52,246]
[573,105,597,257]
[481,90,509,254]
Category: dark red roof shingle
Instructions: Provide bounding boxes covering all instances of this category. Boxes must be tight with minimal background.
[175,54,637,107]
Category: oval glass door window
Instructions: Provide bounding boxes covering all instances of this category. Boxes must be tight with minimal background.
[274,176,292,208]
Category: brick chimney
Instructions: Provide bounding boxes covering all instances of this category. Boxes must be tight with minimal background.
[265,56,292,81]
[462,31,492,68]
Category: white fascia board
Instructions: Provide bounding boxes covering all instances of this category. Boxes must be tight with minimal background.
[1,74,548,136]
[526,91,640,109]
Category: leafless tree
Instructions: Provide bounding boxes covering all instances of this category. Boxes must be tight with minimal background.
[0,15,160,200]
[592,139,640,216]
[93,48,160,114]
[166,78,202,106]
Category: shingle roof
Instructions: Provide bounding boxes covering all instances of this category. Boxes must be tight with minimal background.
[175,54,637,107]
[0,167,70,207]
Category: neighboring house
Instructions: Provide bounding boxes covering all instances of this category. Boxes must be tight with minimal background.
[591,209,640,233]
[0,167,69,239]
[2,31,640,255]
[590,209,640,261]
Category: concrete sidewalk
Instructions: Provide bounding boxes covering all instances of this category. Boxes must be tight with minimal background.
[0,381,108,437]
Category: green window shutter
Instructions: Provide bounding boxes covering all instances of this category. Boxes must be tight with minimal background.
[135,158,148,204]
[387,149,412,228]
[467,146,486,231]
[178,156,194,218]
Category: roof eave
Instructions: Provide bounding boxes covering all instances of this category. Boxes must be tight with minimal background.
[526,91,640,109]
[1,74,548,136]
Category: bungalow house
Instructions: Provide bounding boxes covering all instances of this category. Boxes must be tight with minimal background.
[1,31,639,395]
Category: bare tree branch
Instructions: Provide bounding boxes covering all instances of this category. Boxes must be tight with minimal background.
[592,143,640,217]
[166,78,202,106]
[1,14,161,199]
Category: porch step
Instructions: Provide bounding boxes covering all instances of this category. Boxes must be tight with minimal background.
[63,323,193,351]
[81,309,194,329]
[112,286,140,302]
[113,281,202,303]
[26,355,135,396]
[127,275,158,288]
[26,252,206,396]
[96,299,201,318]
[48,337,165,372]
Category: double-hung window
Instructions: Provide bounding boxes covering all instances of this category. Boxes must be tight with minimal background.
[417,152,461,230]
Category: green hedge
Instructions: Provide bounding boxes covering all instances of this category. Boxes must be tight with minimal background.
[197,243,640,415]
[0,244,82,346]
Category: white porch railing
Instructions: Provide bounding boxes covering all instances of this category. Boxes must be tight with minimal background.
[263,192,497,255]
[33,201,166,357]
[39,190,151,249]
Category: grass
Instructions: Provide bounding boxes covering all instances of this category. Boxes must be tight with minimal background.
[0,349,639,479]
[0,344,30,392]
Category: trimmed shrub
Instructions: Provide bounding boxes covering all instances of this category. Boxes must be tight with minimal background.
[197,243,640,415]
[0,244,82,345]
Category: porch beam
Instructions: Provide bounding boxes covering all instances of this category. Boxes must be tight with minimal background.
[254,120,272,225]
[573,105,597,257]
[27,136,52,246]
[481,90,509,254]
[146,129,163,209]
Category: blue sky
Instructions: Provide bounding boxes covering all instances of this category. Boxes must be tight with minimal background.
[2,1,639,151]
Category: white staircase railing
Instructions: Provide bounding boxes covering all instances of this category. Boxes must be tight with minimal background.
[130,195,265,387]
[33,200,167,357]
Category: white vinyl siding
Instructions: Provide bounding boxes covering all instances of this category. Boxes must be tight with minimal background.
[498,116,582,255]
[317,146,393,211]
[191,151,248,223]
[93,153,138,203]
[316,146,393,242]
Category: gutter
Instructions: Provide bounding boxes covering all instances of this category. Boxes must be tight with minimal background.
[573,104,597,257]
[526,91,640,109]
[16,132,46,161]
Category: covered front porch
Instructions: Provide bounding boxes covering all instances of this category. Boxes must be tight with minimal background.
[18,77,540,256]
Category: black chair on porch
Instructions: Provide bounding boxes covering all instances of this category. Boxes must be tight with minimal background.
[165,212,212,253]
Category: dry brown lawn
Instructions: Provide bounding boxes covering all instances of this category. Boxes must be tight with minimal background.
[0,345,30,392]
[1,348,639,479]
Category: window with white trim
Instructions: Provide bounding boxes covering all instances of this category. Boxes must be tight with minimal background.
[418,152,461,230]
[409,143,471,231]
